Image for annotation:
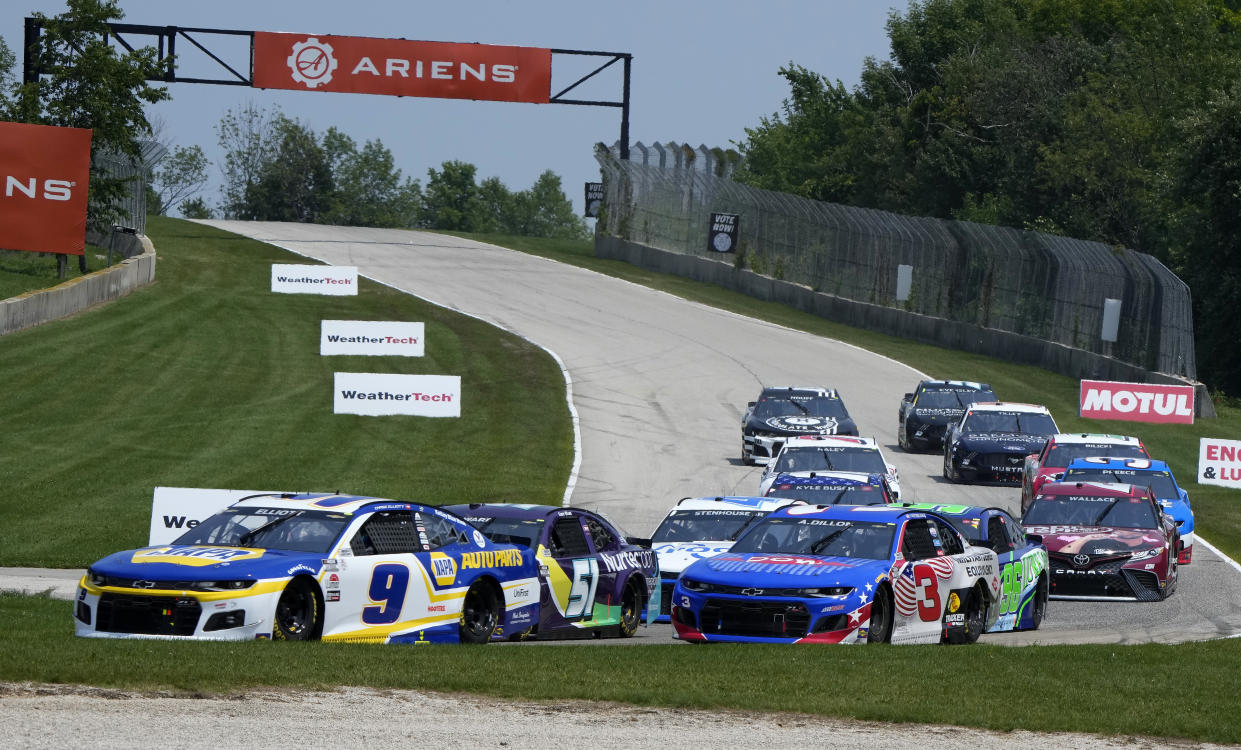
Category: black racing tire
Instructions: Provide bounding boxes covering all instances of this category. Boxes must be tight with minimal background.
[741,438,753,466]
[946,583,987,645]
[618,577,643,638]
[273,578,321,641]
[898,419,909,451]
[460,580,501,644]
[943,449,959,482]
[867,585,894,644]
[1028,574,1048,631]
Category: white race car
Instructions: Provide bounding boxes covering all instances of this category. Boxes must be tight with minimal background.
[759,434,901,500]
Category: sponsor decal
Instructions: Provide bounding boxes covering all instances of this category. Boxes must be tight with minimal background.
[724,555,834,566]
[472,529,486,549]
[584,181,604,219]
[598,549,655,572]
[287,564,316,575]
[945,613,965,624]
[334,372,461,417]
[765,416,839,433]
[326,591,341,602]
[1199,437,1241,488]
[426,604,447,613]
[509,608,532,624]
[460,549,525,569]
[1079,379,1194,425]
[254,32,551,103]
[893,557,955,619]
[321,320,425,357]
[0,121,92,255]
[271,264,358,296]
[429,552,457,586]
[132,546,264,566]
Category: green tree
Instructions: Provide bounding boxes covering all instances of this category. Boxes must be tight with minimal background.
[322,129,421,227]
[509,171,589,239]
[420,160,481,231]
[10,0,170,232]
[243,115,333,222]
[179,196,213,220]
[216,102,278,219]
[472,176,518,234]
[151,145,209,217]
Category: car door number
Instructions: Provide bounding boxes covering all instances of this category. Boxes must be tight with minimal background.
[911,563,943,622]
[362,563,409,625]
[565,558,599,619]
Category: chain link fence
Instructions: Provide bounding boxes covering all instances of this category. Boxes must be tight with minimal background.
[595,142,1197,381]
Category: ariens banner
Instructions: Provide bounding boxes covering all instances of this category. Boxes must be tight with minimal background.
[272,264,358,295]
[1198,438,1241,489]
[253,32,552,103]
[334,372,461,417]
[1078,379,1194,425]
[0,121,92,255]
[321,320,425,356]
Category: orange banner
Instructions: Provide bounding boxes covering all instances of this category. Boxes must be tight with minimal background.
[253,32,551,103]
[0,121,92,255]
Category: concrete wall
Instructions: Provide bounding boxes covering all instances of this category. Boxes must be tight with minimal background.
[596,235,1215,417]
[0,235,157,337]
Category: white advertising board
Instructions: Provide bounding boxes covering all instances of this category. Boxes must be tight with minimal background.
[271,264,358,295]
[320,320,425,356]
[1198,437,1241,489]
[149,486,282,545]
[333,372,461,417]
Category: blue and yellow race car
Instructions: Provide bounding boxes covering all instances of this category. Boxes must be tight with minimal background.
[75,493,540,644]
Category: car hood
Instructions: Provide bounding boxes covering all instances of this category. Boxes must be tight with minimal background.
[956,433,1049,452]
[653,541,734,575]
[1023,525,1165,554]
[88,545,325,581]
[907,408,965,425]
[682,552,888,587]
[745,414,856,436]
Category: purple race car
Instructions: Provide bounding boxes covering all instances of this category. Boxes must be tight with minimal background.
[445,503,660,638]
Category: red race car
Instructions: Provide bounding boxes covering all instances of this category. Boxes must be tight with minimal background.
[1020,433,1149,514]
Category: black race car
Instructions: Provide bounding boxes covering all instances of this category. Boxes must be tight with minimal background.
[740,386,858,465]
[897,380,996,451]
[943,401,1058,483]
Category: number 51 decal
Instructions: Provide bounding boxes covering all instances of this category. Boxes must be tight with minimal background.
[565,558,599,618]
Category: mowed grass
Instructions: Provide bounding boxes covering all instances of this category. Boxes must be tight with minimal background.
[457,231,1241,563]
[0,217,572,567]
[3,592,1238,744]
[0,246,112,299]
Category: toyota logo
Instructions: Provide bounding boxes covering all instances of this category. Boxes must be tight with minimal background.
[131,580,157,589]
[740,587,765,596]
[1072,554,1091,568]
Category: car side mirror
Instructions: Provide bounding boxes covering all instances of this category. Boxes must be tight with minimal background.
[903,393,913,401]
[1052,472,1063,481]
[747,401,756,408]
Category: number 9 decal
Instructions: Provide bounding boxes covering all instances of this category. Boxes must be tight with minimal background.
[363,563,409,625]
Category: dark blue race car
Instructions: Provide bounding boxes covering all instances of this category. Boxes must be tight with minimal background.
[741,386,859,465]
[898,380,996,452]
[943,402,1059,483]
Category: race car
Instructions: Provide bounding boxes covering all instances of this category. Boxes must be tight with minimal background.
[892,503,1048,633]
[445,503,659,638]
[74,493,541,644]
[759,434,900,499]
[1060,457,1195,563]
[1020,433,1150,513]
[897,380,996,451]
[942,401,1059,483]
[670,504,1001,644]
[648,496,798,622]
[1021,481,1180,601]
[764,471,895,506]
[741,386,859,465]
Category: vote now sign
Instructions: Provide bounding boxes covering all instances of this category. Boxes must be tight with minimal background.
[1199,438,1241,489]
[1078,379,1195,425]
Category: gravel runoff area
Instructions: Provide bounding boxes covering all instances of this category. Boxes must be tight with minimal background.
[1,682,1233,750]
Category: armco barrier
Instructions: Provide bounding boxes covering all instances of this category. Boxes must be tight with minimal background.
[596,235,1215,418]
[0,235,156,336]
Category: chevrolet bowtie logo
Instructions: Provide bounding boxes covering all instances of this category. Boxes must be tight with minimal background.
[740,587,764,596]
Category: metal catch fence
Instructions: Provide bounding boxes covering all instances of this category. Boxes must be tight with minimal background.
[595,143,1197,380]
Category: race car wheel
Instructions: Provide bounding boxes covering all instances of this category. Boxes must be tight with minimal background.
[460,581,501,645]
[866,585,894,644]
[618,577,642,638]
[741,439,753,466]
[1029,574,1049,631]
[943,449,958,482]
[273,578,320,641]
[946,583,987,645]
[898,420,909,451]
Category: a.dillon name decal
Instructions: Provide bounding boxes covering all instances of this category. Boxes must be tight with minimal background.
[132,546,265,566]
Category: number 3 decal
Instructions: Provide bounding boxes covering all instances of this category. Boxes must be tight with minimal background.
[565,558,599,618]
[363,563,409,625]
[912,563,942,622]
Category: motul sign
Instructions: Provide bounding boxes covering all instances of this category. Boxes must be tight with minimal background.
[1079,379,1194,425]
[0,121,92,255]
[253,32,551,103]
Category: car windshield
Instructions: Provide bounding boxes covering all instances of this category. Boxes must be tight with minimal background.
[1063,469,1180,499]
[460,516,545,547]
[765,483,886,505]
[173,508,351,553]
[963,411,1057,435]
[1045,443,1148,468]
[754,396,848,418]
[1023,495,1158,529]
[917,389,990,409]
[731,517,895,559]
[772,447,885,474]
[651,509,769,542]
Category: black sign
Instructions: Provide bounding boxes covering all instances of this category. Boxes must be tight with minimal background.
[584,182,604,218]
[707,212,739,253]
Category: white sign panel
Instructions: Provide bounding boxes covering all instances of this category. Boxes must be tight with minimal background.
[334,372,461,417]
[320,320,425,356]
[271,264,358,295]
[1198,438,1241,489]
[149,487,281,545]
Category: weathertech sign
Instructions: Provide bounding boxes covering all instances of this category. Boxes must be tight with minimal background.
[0,121,92,255]
[271,264,358,295]
[321,320,424,356]
[334,372,461,417]
[1079,379,1194,425]
[253,32,551,103]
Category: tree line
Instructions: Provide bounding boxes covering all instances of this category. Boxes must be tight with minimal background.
[731,0,1241,397]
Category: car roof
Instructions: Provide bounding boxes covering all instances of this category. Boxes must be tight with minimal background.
[781,435,877,449]
[1036,481,1152,499]
[672,496,797,512]
[920,380,992,391]
[758,386,837,399]
[1048,432,1143,446]
[231,492,423,515]
[767,471,884,487]
[966,401,1052,414]
[1063,457,1173,472]
[443,502,563,521]
[766,504,917,523]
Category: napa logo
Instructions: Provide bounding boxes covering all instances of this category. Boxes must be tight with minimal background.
[430,552,457,586]
[131,546,265,567]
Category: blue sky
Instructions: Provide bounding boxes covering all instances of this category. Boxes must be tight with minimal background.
[5,1,901,216]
